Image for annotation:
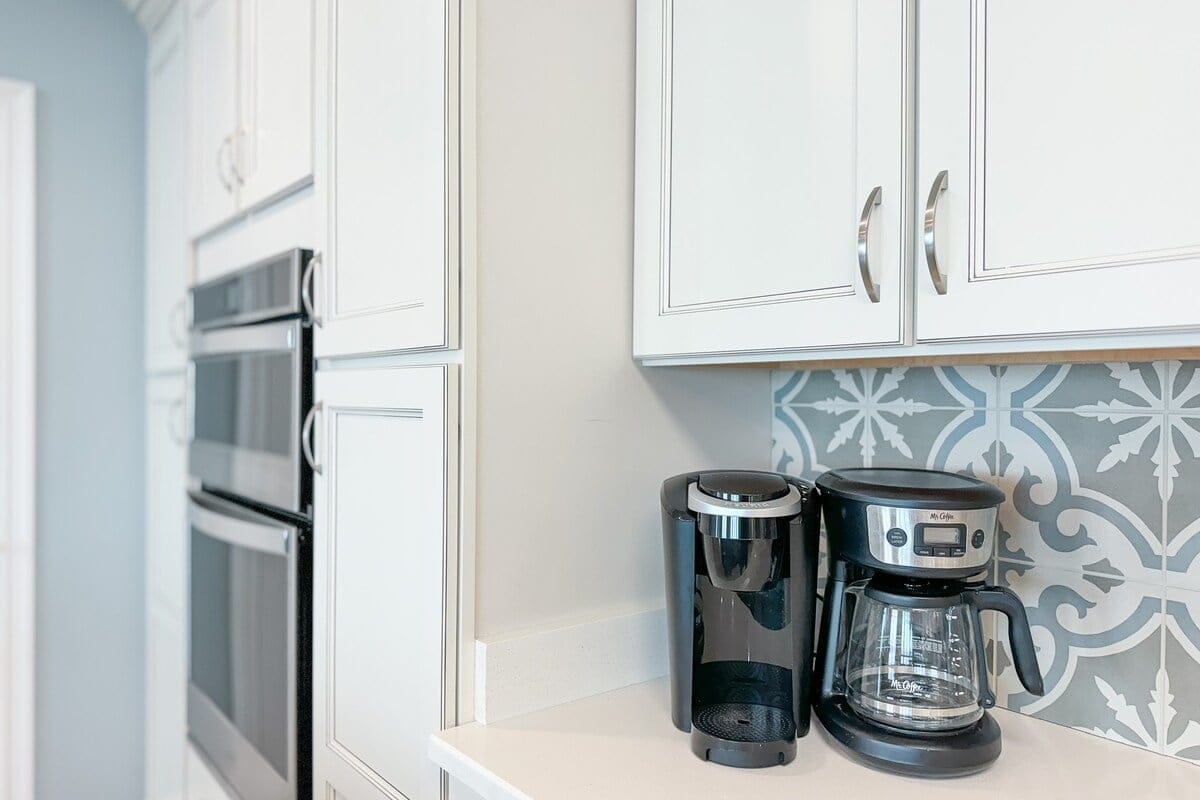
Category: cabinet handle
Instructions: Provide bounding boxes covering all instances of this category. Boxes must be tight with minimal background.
[169,298,188,349]
[217,134,234,193]
[302,401,323,475]
[856,186,882,303]
[167,398,187,446]
[302,252,323,327]
[923,169,949,295]
[231,124,248,186]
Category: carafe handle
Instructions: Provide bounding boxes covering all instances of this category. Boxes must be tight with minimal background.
[963,585,1046,697]
[964,601,996,709]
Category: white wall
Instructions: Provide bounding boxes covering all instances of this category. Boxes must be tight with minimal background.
[0,1,146,797]
[473,0,769,640]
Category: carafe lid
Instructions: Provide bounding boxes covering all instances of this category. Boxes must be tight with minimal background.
[816,468,1004,509]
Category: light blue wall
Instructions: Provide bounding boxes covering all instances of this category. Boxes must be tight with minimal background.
[0,1,146,797]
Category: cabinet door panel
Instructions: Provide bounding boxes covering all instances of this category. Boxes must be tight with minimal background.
[146,2,189,373]
[313,365,458,800]
[146,605,186,800]
[146,375,187,617]
[916,0,1200,341]
[238,0,314,209]
[313,0,461,358]
[189,0,240,236]
[634,0,913,358]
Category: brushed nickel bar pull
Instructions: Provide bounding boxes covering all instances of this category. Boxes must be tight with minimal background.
[302,252,322,327]
[857,185,883,303]
[301,401,323,475]
[923,169,949,295]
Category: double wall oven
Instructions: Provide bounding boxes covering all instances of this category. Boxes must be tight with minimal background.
[187,249,316,800]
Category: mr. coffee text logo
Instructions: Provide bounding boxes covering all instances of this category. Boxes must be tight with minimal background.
[929,511,956,521]
[889,678,923,694]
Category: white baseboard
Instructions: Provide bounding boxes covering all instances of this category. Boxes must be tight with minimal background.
[473,607,667,724]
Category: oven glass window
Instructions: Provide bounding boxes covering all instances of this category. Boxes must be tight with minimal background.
[191,527,290,778]
[193,353,293,456]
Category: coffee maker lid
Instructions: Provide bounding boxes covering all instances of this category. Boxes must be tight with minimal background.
[816,468,1004,509]
[687,471,806,518]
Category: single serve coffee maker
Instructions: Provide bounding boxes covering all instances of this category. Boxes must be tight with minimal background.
[661,470,819,768]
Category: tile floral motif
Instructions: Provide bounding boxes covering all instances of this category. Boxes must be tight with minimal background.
[1165,362,1200,588]
[994,561,1163,753]
[994,411,1163,582]
[1164,588,1200,763]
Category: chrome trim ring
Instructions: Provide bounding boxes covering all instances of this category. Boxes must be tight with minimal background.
[687,482,805,519]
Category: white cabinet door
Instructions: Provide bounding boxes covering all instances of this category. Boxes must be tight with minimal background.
[146,373,188,800]
[146,2,190,373]
[146,375,188,617]
[312,365,459,800]
[237,0,314,209]
[188,0,240,236]
[146,604,187,800]
[634,0,913,359]
[916,0,1200,342]
[312,0,462,358]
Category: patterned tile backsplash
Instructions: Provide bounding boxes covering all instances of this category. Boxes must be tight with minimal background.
[771,362,1200,765]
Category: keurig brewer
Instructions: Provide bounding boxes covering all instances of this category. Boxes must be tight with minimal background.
[661,470,819,768]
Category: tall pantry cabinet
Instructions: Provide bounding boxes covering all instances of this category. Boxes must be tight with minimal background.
[309,2,467,800]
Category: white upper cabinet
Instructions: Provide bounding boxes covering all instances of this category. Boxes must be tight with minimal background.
[917,0,1200,342]
[146,0,189,373]
[188,0,314,237]
[237,0,314,209]
[312,365,459,800]
[188,0,240,235]
[634,0,913,359]
[311,0,462,358]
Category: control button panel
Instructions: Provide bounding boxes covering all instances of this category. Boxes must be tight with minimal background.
[865,505,997,570]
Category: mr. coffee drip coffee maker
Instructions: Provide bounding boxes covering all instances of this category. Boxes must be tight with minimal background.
[814,468,1045,776]
[661,471,819,768]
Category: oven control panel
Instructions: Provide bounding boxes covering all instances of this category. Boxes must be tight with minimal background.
[866,505,996,571]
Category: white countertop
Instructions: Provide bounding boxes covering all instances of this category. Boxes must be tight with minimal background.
[431,678,1198,800]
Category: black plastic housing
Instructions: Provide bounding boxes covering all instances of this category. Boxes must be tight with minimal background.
[661,471,819,768]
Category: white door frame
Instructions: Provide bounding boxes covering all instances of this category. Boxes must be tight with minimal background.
[0,77,36,800]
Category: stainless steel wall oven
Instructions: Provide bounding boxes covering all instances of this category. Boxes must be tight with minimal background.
[187,249,315,800]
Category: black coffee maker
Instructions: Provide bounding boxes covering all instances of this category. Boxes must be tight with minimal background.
[661,470,819,768]
[814,468,1045,776]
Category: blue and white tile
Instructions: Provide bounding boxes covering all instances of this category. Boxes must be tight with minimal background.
[994,410,1163,583]
[1164,587,1200,763]
[994,561,1164,753]
[772,366,995,409]
[772,403,995,482]
[1164,361,1200,588]
[998,362,1167,411]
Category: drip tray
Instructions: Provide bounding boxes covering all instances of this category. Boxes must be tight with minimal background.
[693,703,795,744]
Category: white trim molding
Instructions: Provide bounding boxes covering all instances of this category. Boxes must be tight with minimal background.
[0,77,35,800]
[473,607,667,725]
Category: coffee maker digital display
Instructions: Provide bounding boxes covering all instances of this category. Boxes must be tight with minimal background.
[660,471,819,768]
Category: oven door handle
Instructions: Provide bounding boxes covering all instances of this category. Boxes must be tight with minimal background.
[189,319,298,359]
[187,490,293,556]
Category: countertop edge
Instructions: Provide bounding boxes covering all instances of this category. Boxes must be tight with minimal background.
[429,730,534,800]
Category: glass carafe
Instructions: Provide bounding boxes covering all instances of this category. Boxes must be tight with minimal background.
[843,578,1044,733]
